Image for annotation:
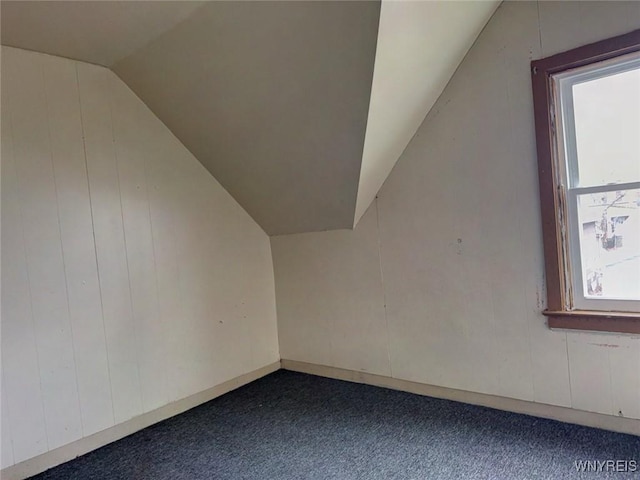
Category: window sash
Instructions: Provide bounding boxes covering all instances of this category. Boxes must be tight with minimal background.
[552,54,640,312]
[565,185,640,312]
[554,51,640,190]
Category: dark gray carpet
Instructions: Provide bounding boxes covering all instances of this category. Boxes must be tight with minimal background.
[30,370,639,479]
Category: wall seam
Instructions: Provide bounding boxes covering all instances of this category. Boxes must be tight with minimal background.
[502,19,536,401]
[137,84,170,405]
[374,197,393,378]
[75,62,117,426]
[105,68,145,414]
[536,1,544,56]
[41,54,85,439]
[607,349,615,417]
[1,367,16,467]
[565,333,574,409]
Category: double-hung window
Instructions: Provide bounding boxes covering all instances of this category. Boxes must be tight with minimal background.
[532,30,640,334]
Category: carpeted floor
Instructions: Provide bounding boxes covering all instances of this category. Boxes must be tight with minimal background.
[30,370,639,480]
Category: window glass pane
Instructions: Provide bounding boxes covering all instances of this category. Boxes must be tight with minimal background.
[577,188,640,300]
[572,68,640,187]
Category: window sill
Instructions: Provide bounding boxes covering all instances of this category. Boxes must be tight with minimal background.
[544,310,640,334]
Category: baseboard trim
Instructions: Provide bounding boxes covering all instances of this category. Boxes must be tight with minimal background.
[281,359,640,437]
[1,361,281,480]
[5,358,637,480]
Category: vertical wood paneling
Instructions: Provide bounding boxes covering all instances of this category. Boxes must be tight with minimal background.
[272,205,389,376]
[608,336,640,420]
[577,1,636,50]
[202,187,253,384]
[42,55,115,436]
[567,334,613,415]
[1,63,48,462]
[492,0,540,403]
[376,113,466,388]
[537,1,582,58]
[320,205,389,376]
[126,94,192,402]
[170,176,211,395]
[6,48,83,450]
[178,176,235,390]
[165,157,225,391]
[500,0,571,407]
[272,231,335,367]
[2,47,279,468]
[452,8,507,396]
[77,62,143,424]
[146,144,188,402]
[1,369,15,468]
[109,74,167,411]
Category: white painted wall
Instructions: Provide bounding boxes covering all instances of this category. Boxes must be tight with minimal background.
[1,47,279,468]
[354,0,499,227]
[273,1,640,424]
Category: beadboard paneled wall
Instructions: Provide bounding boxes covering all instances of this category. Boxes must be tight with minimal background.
[1,47,279,468]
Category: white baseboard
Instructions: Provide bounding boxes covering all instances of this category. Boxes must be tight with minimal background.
[1,361,281,480]
[281,359,640,437]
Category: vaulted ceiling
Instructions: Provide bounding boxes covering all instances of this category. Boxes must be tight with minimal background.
[1,1,499,235]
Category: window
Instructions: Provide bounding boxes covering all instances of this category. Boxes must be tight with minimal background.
[531,29,640,334]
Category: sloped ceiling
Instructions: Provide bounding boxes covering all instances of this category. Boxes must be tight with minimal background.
[112,1,380,235]
[0,1,206,67]
[1,0,499,236]
[355,0,499,226]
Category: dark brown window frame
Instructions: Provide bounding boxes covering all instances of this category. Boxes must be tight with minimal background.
[531,29,640,335]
